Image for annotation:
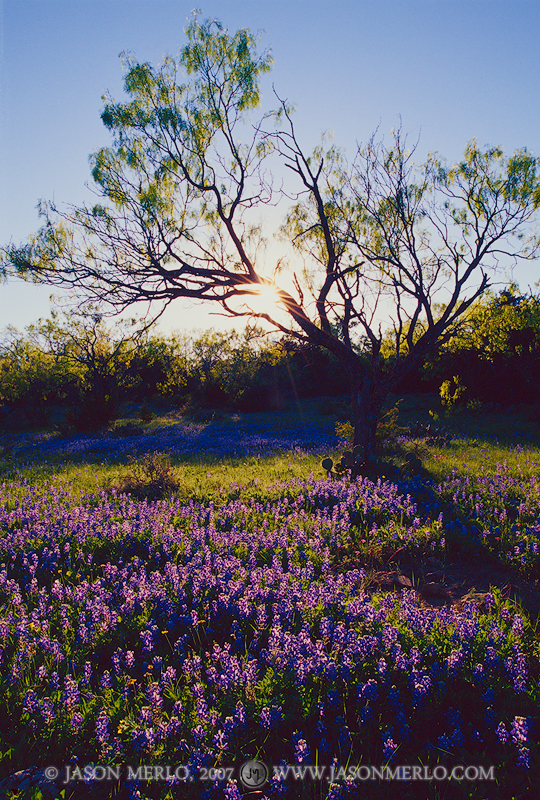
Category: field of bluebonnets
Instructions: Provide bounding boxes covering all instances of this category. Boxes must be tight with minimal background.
[0,398,539,800]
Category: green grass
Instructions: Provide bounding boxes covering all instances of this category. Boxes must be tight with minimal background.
[5,392,540,495]
[1,450,329,499]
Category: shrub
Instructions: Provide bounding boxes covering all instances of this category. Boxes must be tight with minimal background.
[440,375,467,408]
[112,451,180,500]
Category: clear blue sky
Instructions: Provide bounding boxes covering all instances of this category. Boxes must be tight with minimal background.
[1,0,540,334]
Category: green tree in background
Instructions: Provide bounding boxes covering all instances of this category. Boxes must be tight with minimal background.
[36,310,139,430]
[4,15,540,465]
[0,311,139,431]
[0,327,69,426]
[422,286,540,405]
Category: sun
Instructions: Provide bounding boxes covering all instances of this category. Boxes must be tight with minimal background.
[246,282,283,317]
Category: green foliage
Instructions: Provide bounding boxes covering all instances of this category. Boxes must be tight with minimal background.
[446,285,540,359]
[181,15,272,112]
[439,375,466,408]
[126,335,190,401]
[0,331,69,427]
[335,419,354,443]
[93,13,272,235]
[376,400,409,444]
[419,286,540,406]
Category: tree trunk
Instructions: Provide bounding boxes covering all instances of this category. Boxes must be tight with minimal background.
[350,370,388,469]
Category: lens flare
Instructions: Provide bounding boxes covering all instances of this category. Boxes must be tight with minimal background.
[247,283,282,316]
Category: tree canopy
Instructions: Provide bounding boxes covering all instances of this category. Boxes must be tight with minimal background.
[3,14,540,465]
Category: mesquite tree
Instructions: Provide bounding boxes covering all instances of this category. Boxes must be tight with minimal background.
[4,16,540,465]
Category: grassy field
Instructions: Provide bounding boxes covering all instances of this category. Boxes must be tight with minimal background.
[0,396,538,799]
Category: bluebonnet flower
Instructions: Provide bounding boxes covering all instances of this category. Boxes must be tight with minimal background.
[293,731,311,763]
[147,682,162,710]
[504,651,528,692]
[39,698,56,725]
[260,704,283,730]
[517,746,531,770]
[446,648,464,675]
[139,706,152,726]
[326,785,344,799]
[234,701,246,727]
[192,725,205,742]
[23,689,39,717]
[111,649,122,676]
[377,658,387,678]
[510,716,528,744]
[382,731,398,760]
[213,729,228,751]
[161,666,176,686]
[446,708,463,728]
[320,616,333,639]
[267,761,287,796]
[95,711,110,745]
[484,706,496,726]
[70,711,84,733]
[472,663,484,680]
[437,733,452,752]
[140,629,155,653]
[392,644,409,670]
[82,763,100,785]
[337,717,351,749]
[512,614,524,637]
[410,670,432,707]
[484,646,500,667]
[223,781,242,799]
[2,456,540,782]
[82,662,92,686]
[359,679,379,702]
[496,722,509,743]
[100,671,112,689]
[63,676,80,711]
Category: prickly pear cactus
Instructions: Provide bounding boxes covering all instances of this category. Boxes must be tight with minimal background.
[322,445,365,479]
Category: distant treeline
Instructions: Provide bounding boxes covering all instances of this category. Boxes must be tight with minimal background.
[397,284,540,407]
[1,286,540,431]
[0,311,349,431]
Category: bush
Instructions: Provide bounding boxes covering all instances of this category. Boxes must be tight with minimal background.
[112,452,181,500]
[440,375,467,408]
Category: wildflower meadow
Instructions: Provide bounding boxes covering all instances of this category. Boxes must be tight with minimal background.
[0,404,538,800]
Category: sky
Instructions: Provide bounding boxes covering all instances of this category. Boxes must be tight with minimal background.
[1,0,540,336]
